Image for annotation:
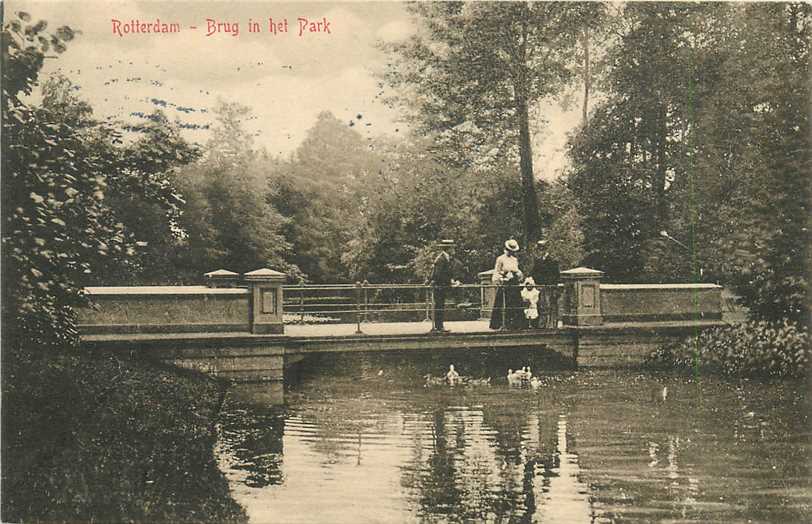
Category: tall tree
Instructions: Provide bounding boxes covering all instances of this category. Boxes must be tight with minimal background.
[703,3,810,323]
[567,3,733,279]
[567,2,809,324]
[382,1,605,244]
[176,101,295,279]
[36,75,199,285]
[268,111,381,282]
[111,110,200,283]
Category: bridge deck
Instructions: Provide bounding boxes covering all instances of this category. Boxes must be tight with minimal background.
[81,319,725,344]
[287,320,491,337]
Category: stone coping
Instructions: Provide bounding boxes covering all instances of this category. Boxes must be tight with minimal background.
[601,283,721,290]
[84,286,249,296]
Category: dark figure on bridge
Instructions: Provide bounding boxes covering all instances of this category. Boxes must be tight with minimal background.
[427,239,459,333]
[531,239,560,329]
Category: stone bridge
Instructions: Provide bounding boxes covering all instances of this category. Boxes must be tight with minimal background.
[78,267,726,382]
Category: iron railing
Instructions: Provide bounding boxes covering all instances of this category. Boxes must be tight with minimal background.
[282,282,561,332]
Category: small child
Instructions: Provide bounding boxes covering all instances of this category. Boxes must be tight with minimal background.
[520,277,540,329]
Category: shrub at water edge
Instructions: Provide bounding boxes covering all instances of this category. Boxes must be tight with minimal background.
[647,320,809,378]
[1,345,247,523]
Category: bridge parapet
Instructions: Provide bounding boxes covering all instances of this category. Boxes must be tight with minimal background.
[601,283,722,322]
[559,267,723,326]
[78,285,251,334]
[204,268,239,288]
[78,267,288,335]
[78,268,724,338]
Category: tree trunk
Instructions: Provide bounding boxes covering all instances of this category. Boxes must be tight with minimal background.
[517,96,540,245]
[654,103,668,226]
[582,29,591,129]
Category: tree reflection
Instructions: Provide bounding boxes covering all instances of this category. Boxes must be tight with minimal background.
[215,363,810,524]
[395,392,567,522]
[419,409,465,516]
[217,400,286,488]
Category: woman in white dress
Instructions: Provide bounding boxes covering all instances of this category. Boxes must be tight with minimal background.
[489,239,524,330]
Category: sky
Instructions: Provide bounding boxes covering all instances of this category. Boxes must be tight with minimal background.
[9,0,581,179]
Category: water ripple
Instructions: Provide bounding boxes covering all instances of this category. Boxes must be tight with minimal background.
[217,353,810,523]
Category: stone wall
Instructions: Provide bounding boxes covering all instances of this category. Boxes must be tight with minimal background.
[600,284,722,323]
[78,286,250,334]
[574,322,720,368]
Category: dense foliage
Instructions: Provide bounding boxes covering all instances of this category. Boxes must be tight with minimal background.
[566,3,809,327]
[3,17,116,348]
[2,14,198,349]
[2,12,243,523]
[647,321,809,378]
[268,111,381,282]
[174,101,295,281]
[2,346,246,523]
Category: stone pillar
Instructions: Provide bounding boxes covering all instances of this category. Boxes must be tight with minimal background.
[204,269,239,288]
[244,268,286,334]
[560,267,604,326]
[478,269,496,320]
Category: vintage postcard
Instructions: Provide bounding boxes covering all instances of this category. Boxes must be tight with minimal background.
[2,1,809,522]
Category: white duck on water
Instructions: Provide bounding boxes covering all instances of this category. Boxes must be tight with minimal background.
[446,364,461,385]
[507,369,523,386]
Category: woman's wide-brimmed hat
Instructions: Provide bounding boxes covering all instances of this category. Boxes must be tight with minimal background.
[504,239,520,252]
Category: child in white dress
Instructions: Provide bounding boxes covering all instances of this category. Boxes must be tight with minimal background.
[520,277,540,329]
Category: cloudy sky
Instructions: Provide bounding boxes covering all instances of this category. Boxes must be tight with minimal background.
[9,0,580,179]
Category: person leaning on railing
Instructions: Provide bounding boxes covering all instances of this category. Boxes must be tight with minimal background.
[531,239,560,329]
[489,239,525,330]
[426,239,460,333]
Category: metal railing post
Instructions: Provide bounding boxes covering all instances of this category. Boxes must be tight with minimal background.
[362,280,369,323]
[480,282,485,319]
[299,280,305,323]
[425,286,432,322]
[500,282,507,331]
[355,281,363,334]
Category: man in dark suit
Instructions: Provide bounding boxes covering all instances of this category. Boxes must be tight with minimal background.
[531,240,560,328]
[427,239,458,333]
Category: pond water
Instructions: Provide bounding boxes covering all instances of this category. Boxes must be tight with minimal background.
[216,349,810,523]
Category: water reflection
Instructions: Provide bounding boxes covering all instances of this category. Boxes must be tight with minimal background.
[533,415,594,522]
[217,403,286,488]
[216,352,810,523]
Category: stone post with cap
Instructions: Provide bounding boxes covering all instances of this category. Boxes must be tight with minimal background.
[244,268,287,334]
[204,268,239,288]
[560,267,604,326]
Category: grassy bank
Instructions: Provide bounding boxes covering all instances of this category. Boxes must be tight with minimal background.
[1,344,247,523]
